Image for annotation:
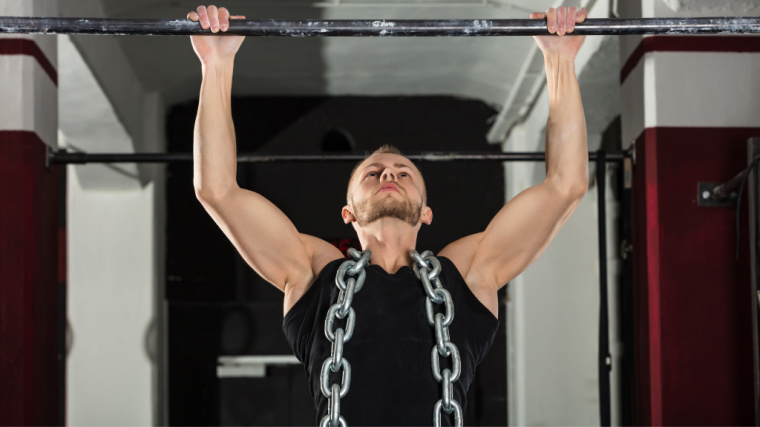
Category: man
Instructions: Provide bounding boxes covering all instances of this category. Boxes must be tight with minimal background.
[188,5,588,425]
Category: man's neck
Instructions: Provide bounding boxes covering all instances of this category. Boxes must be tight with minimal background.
[355,218,419,274]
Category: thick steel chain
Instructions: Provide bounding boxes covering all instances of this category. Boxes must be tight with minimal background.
[320,248,371,427]
[412,250,463,427]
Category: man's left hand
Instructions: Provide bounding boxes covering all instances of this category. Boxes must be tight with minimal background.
[531,7,587,62]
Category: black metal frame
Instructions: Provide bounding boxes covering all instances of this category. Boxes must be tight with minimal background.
[3,16,760,37]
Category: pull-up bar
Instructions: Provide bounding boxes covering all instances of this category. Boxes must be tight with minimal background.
[49,151,629,164]
[2,16,760,37]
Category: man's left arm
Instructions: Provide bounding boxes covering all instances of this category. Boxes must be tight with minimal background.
[440,6,589,294]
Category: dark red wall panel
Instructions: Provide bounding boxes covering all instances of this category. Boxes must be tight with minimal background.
[0,131,60,425]
[633,127,757,426]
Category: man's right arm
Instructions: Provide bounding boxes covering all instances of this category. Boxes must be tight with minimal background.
[189,6,342,303]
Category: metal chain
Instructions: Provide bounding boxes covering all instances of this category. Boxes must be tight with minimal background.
[412,250,463,427]
[320,248,372,427]
[322,248,460,427]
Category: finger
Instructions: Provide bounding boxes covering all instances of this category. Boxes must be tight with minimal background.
[230,15,246,19]
[530,12,546,20]
[567,6,577,33]
[576,7,587,23]
[207,5,219,33]
[218,7,230,31]
[187,11,199,21]
[196,5,209,29]
[557,6,566,36]
[545,8,557,34]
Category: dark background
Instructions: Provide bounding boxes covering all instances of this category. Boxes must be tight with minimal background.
[165,96,508,425]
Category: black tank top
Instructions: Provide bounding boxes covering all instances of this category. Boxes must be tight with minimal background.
[282,256,499,426]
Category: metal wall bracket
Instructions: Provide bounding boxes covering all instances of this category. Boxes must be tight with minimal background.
[698,182,737,207]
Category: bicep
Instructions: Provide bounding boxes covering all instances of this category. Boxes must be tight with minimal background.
[199,186,332,292]
[469,183,583,289]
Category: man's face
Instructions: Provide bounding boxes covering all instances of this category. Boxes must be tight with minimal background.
[344,153,428,227]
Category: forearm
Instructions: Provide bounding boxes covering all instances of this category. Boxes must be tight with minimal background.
[543,56,588,196]
[193,58,239,199]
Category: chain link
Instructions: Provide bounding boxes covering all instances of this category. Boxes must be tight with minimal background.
[412,250,462,427]
[320,248,371,427]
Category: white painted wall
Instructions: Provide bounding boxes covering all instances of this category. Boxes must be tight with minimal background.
[66,168,161,426]
[504,124,623,426]
[621,50,760,146]
[505,121,622,425]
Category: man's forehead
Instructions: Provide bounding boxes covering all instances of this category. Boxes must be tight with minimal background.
[358,153,418,172]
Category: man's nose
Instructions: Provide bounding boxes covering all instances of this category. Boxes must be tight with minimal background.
[380,168,396,182]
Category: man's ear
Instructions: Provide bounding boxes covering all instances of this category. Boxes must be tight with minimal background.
[342,205,356,224]
[420,206,433,225]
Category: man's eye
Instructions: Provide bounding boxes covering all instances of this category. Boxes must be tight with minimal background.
[366,172,378,178]
[400,172,409,177]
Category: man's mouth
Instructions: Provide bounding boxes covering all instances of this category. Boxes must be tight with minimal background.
[377,184,400,194]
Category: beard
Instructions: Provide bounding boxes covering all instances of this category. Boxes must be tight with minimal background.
[352,194,422,227]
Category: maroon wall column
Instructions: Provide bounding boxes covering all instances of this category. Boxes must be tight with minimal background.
[0,132,60,425]
[0,3,61,423]
[632,127,756,425]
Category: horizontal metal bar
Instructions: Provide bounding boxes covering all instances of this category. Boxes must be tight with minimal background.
[50,151,628,164]
[3,16,760,37]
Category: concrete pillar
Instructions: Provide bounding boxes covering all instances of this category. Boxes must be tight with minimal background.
[66,170,160,426]
[620,0,758,424]
[0,0,61,425]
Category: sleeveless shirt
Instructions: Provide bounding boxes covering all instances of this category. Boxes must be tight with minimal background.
[282,256,499,426]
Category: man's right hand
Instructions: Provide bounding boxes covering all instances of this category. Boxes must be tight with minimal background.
[187,5,246,64]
